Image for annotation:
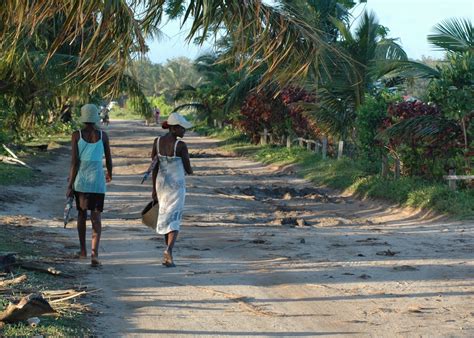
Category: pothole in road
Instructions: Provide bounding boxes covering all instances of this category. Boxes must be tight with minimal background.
[189,151,233,158]
[217,186,333,202]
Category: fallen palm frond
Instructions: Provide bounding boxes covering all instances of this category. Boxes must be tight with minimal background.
[0,285,99,318]
[43,288,100,315]
[0,275,27,289]
[0,294,56,324]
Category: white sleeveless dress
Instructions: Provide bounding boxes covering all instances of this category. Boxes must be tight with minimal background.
[155,138,186,235]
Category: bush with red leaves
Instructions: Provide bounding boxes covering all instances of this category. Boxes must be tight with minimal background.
[280,87,321,139]
[380,100,464,177]
[238,86,321,143]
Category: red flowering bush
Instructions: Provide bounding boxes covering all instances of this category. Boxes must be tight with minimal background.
[238,86,321,143]
[380,100,464,177]
[238,91,288,143]
[280,87,321,139]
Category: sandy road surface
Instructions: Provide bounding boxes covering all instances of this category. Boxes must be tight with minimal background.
[1,120,473,337]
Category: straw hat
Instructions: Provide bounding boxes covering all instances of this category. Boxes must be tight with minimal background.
[80,104,100,124]
[166,112,193,129]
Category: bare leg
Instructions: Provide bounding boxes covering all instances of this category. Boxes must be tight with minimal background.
[166,231,178,256]
[77,210,87,257]
[161,233,169,265]
[163,231,178,267]
[90,211,102,266]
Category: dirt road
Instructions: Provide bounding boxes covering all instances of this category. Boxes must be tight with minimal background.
[1,121,473,336]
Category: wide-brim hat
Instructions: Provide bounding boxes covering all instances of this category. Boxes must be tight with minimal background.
[166,112,193,129]
[80,104,100,124]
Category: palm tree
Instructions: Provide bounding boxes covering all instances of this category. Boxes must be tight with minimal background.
[172,52,241,123]
[1,1,345,96]
[304,10,407,140]
[377,18,473,164]
[278,0,356,42]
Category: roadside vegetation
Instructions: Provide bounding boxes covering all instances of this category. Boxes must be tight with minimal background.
[199,126,474,218]
[0,163,36,186]
[0,225,90,336]
[0,0,472,333]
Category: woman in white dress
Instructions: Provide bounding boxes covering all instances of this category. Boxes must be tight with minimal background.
[151,113,193,267]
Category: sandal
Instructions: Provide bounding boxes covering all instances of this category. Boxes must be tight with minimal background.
[162,251,176,268]
[90,256,101,267]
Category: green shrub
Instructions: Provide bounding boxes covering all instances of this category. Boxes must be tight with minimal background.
[355,91,399,162]
[147,95,174,116]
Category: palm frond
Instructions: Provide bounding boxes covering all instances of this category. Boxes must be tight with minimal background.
[173,102,209,115]
[184,1,351,86]
[372,60,441,80]
[375,39,407,60]
[224,72,264,114]
[330,17,354,43]
[1,1,354,96]
[376,115,458,143]
[428,18,473,53]
[300,97,356,139]
[174,85,197,101]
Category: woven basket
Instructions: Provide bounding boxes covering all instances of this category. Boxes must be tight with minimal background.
[141,200,159,229]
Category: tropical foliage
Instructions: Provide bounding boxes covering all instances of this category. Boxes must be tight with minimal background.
[377,17,473,176]
[1,0,471,199]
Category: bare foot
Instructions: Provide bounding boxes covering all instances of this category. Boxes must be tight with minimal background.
[162,251,175,267]
[75,251,87,259]
[91,256,101,267]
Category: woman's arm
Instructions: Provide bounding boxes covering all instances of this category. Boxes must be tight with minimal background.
[67,131,80,197]
[177,142,193,175]
[102,132,113,182]
[151,137,159,201]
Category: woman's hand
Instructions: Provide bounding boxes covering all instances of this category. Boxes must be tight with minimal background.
[106,172,112,183]
[66,186,73,198]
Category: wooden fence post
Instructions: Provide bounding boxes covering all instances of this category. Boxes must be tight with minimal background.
[314,142,320,154]
[260,128,268,145]
[448,169,457,191]
[307,141,312,151]
[218,121,223,128]
[394,159,401,179]
[337,141,344,160]
[381,155,389,178]
[322,138,328,160]
[213,119,217,127]
[286,136,291,148]
[298,138,303,147]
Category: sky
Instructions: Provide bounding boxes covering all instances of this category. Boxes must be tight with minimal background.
[146,0,473,64]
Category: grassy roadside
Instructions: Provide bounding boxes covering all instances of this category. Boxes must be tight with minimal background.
[1,128,90,335]
[109,107,170,124]
[0,163,37,186]
[109,107,143,120]
[0,227,90,336]
[0,141,68,187]
[198,126,474,219]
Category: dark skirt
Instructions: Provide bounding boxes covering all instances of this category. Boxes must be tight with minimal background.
[74,191,105,212]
